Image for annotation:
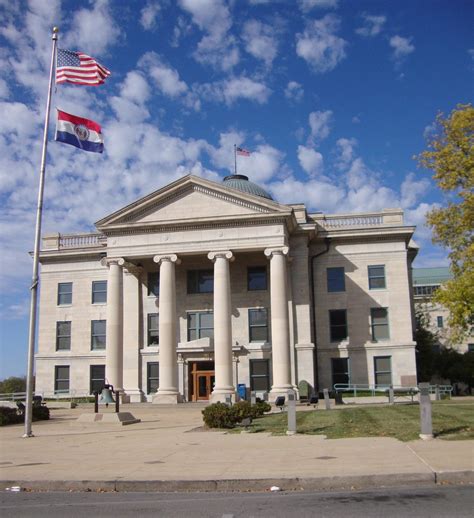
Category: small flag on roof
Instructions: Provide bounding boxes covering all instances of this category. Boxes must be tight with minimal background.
[56,49,111,86]
[55,109,104,153]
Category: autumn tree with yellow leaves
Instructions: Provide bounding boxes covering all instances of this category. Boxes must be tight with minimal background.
[415,104,474,344]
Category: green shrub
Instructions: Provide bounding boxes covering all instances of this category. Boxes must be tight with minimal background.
[252,401,271,417]
[33,405,50,421]
[202,402,237,429]
[0,407,23,426]
[230,401,254,421]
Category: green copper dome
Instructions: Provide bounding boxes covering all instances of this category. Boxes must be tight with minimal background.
[222,174,274,201]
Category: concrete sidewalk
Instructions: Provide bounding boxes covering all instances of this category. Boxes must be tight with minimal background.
[1,404,473,492]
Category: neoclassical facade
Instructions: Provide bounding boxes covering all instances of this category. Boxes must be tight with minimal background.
[35,174,419,402]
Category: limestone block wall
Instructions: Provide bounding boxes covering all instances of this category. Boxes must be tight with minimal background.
[311,238,417,390]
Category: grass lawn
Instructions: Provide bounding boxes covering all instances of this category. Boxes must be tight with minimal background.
[247,401,474,441]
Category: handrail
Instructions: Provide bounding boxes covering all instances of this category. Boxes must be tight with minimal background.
[332,383,453,398]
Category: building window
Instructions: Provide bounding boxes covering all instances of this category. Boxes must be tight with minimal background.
[468,344,474,353]
[187,312,213,340]
[187,270,213,294]
[414,285,439,297]
[329,309,348,342]
[57,282,72,305]
[54,366,70,394]
[147,313,159,346]
[250,359,270,391]
[327,267,345,292]
[90,365,105,394]
[248,308,269,342]
[248,266,267,291]
[437,316,444,328]
[371,308,390,341]
[368,265,386,290]
[56,321,71,351]
[374,356,392,386]
[92,280,107,304]
[91,320,106,350]
[147,362,159,394]
[331,358,350,386]
[147,272,160,297]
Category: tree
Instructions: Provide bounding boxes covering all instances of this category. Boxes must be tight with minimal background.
[0,376,27,394]
[414,308,439,382]
[415,104,474,343]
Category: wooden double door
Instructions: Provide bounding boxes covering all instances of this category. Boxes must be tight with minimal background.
[189,361,215,401]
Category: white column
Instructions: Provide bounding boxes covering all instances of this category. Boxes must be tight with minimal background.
[102,259,123,391]
[153,254,181,404]
[119,260,144,403]
[265,247,292,400]
[208,251,235,402]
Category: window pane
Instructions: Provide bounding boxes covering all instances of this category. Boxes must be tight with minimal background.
[330,310,346,326]
[57,321,71,336]
[251,360,269,376]
[148,362,159,378]
[188,313,197,328]
[90,365,105,394]
[148,272,160,296]
[147,362,159,394]
[57,337,70,350]
[369,266,385,277]
[200,312,213,328]
[248,266,267,291]
[58,282,72,305]
[188,329,197,341]
[92,336,106,349]
[250,326,268,342]
[331,326,348,341]
[92,281,107,304]
[371,308,388,324]
[56,366,69,378]
[375,372,392,386]
[249,308,267,326]
[252,377,269,391]
[373,324,389,340]
[375,357,391,372]
[200,328,214,339]
[369,277,386,289]
[91,320,106,350]
[327,267,345,292]
[198,270,214,293]
[368,266,386,289]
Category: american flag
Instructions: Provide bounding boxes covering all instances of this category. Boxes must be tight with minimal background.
[56,49,111,86]
[236,146,251,156]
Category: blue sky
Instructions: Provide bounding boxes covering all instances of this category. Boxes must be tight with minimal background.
[0,0,473,379]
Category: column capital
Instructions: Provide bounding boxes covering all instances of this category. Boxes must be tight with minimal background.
[153,254,181,265]
[117,258,143,275]
[208,250,234,262]
[264,246,289,258]
[100,257,122,268]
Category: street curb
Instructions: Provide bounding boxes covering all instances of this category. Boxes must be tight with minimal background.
[3,471,472,493]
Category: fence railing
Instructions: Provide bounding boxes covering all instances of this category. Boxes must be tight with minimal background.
[0,389,94,402]
[332,383,453,399]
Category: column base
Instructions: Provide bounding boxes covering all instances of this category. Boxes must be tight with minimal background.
[210,389,235,404]
[269,387,293,403]
[123,389,146,403]
[152,392,181,404]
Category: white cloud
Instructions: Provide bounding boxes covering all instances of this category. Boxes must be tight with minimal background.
[389,35,415,63]
[355,14,386,37]
[242,19,278,67]
[140,2,161,30]
[297,145,324,176]
[405,202,439,241]
[139,53,188,98]
[284,81,304,102]
[64,0,121,55]
[335,137,357,169]
[296,15,347,73]
[400,173,431,209]
[308,110,333,143]
[178,0,239,71]
[298,0,339,12]
[196,76,271,106]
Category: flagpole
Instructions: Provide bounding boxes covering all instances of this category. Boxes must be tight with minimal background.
[234,144,237,175]
[23,26,59,438]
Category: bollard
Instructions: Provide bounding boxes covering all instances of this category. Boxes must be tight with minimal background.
[225,394,233,406]
[287,389,297,435]
[419,382,433,440]
[388,386,394,405]
[435,385,441,401]
[94,392,99,414]
[250,391,256,406]
[323,388,331,410]
[115,390,120,413]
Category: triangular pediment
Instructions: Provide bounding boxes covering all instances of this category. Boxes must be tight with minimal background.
[96,175,290,230]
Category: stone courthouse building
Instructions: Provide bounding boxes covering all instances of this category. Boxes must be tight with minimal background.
[35,174,419,403]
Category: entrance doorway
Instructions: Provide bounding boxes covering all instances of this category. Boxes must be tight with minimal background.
[189,361,215,401]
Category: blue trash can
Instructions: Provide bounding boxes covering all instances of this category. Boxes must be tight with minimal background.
[237,384,247,400]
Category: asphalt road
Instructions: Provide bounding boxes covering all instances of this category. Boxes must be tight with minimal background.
[1,485,473,517]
